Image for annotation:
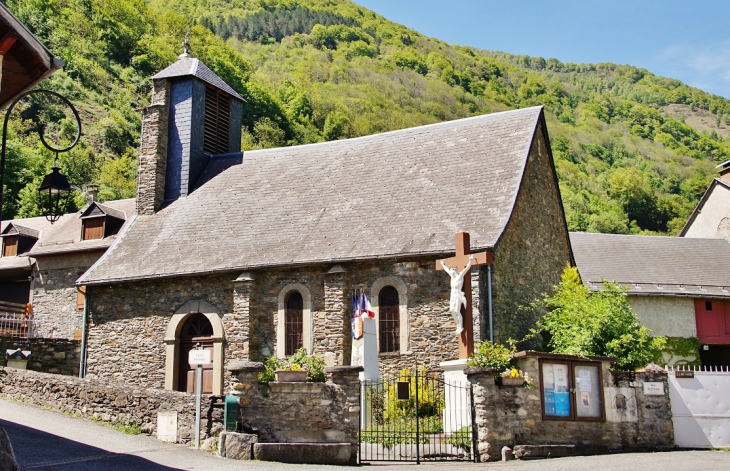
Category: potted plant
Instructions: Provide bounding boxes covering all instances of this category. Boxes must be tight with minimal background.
[500,368,529,387]
[275,362,308,382]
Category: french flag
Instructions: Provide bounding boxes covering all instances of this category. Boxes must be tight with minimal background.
[360,293,375,319]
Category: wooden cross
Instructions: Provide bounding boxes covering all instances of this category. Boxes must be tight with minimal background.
[436,232,493,359]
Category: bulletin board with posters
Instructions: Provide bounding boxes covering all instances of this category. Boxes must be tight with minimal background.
[540,360,605,421]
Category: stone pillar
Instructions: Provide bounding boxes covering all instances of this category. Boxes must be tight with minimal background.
[231,273,254,359]
[228,361,265,410]
[322,266,349,366]
[137,78,170,215]
[325,365,363,465]
[465,367,499,461]
[635,367,674,449]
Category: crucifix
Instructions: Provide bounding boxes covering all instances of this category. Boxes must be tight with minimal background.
[436,232,493,359]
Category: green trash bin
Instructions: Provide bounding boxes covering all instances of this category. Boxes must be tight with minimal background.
[224,395,238,432]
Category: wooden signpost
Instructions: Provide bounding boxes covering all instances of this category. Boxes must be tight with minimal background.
[436,232,493,359]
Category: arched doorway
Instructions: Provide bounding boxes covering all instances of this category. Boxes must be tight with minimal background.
[177,313,214,394]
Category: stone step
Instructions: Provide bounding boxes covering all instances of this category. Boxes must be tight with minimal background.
[253,443,351,465]
[512,444,609,460]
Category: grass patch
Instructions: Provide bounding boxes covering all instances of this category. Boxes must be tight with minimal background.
[91,417,141,435]
[443,425,472,450]
[360,416,443,447]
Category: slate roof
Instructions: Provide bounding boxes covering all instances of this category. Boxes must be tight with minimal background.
[0,198,136,270]
[570,232,730,298]
[80,202,126,221]
[80,106,545,285]
[1,223,39,239]
[151,56,245,102]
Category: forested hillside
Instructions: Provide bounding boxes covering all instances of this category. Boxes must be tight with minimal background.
[3,0,729,236]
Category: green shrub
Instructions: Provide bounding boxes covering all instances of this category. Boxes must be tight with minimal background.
[360,416,443,447]
[381,368,444,422]
[466,341,515,371]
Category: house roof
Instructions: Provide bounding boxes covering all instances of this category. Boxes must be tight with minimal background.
[570,232,730,298]
[151,56,245,102]
[80,106,545,285]
[80,201,126,221]
[1,223,39,239]
[0,199,136,269]
[0,3,63,109]
[679,178,730,236]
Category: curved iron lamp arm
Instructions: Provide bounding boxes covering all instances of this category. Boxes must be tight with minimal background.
[0,89,81,225]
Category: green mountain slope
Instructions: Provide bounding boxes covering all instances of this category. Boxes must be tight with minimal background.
[3,0,727,237]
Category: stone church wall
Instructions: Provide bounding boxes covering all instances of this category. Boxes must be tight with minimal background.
[31,266,85,339]
[491,120,572,346]
[86,274,235,389]
[85,257,473,390]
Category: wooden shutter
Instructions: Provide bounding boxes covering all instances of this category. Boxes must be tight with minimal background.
[285,291,304,355]
[204,87,231,155]
[77,284,85,311]
[379,286,400,353]
[2,236,18,256]
[83,218,104,240]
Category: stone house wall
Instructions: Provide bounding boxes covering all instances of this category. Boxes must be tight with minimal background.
[491,119,572,346]
[0,338,79,376]
[466,352,674,461]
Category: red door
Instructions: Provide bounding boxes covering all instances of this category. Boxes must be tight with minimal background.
[695,299,730,344]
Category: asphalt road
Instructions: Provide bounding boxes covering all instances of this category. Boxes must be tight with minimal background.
[1,398,729,470]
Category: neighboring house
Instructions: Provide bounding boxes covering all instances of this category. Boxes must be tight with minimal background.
[77,53,573,396]
[570,232,730,367]
[0,198,136,339]
[680,160,730,240]
[0,3,63,108]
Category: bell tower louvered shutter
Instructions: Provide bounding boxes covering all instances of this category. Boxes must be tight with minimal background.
[204,86,231,155]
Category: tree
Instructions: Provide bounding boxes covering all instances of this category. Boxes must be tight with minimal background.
[527,266,665,371]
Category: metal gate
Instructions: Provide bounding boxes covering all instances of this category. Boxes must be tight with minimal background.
[667,364,730,448]
[358,369,478,463]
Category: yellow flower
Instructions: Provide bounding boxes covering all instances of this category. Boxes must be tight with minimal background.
[290,364,301,371]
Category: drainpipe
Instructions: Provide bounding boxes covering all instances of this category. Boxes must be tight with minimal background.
[77,285,88,379]
[487,265,494,342]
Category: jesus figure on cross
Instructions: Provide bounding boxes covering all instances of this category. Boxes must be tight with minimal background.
[440,255,474,334]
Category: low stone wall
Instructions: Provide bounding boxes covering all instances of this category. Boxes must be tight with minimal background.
[229,363,362,465]
[0,367,217,442]
[466,352,674,461]
[0,338,80,376]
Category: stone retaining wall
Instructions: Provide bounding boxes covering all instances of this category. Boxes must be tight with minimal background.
[0,338,79,376]
[229,363,362,465]
[0,367,215,443]
[466,352,674,461]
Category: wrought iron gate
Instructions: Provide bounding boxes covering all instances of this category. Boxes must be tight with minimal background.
[358,369,478,463]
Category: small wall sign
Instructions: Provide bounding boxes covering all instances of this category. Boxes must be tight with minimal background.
[188,349,211,366]
[643,382,665,396]
[675,370,694,379]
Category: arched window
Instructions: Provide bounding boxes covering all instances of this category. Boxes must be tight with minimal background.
[285,291,304,355]
[379,286,400,353]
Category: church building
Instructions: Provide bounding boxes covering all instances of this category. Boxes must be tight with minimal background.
[78,54,572,395]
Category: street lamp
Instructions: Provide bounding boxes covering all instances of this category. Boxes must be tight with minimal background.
[0,89,81,226]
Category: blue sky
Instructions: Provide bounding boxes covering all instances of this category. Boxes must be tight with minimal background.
[356,0,730,99]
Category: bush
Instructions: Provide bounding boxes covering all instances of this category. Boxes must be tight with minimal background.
[466,341,515,371]
[527,265,666,371]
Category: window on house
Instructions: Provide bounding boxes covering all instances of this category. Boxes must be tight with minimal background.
[82,218,104,240]
[541,360,604,421]
[379,285,400,353]
[706,301,713,311]
[285,291,304,356]
[2,235,18,256]
[204,86,230,155]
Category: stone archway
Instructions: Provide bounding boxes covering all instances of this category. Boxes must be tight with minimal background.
[164,300,225,395]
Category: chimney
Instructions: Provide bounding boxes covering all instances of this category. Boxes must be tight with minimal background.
[136,54,244,214]
[86,184,99,203]
[717,160,730,184]
[136,78,170,215]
